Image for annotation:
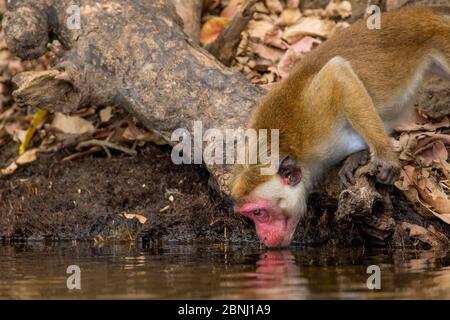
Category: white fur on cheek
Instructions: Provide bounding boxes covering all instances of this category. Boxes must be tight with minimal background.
[252,176,307,217]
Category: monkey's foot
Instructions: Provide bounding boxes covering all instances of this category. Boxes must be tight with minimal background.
[339,149,370,187]
[369,156,401,185]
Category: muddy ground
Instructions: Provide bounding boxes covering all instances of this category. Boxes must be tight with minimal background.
[1,0,450,247]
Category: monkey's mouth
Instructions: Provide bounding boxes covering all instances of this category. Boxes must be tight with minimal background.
[256,215,299,248]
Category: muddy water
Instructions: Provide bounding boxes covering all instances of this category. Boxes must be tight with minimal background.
[0,243,449,300]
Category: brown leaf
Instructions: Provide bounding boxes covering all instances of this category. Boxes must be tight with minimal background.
[401,222,449,248]
[416,177,450,217]
[286,0,300,8]
[395,110,450,132]
[263,29,287,50]
[52,113,95,135]
[99,107,113,123]
[395,165,416,191]
[283,17,336,43]
[249,42,285,62]
[396,164,450,224]
[0,162,18,177]
[247,20,276,41]
[325,0,352,19]
[122,212,148,224]
[265,0,283,14]
[277,36,321,78]
[386,0,411,11]
[221,0,244,19]
[200,17,231,45]
[416,140,448,165]
[277,8,301,26]
[123,123,167,145]
[16,148,38,165]
[0,107,15,120]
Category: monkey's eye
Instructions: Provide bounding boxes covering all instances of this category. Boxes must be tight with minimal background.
[252,209,261,216]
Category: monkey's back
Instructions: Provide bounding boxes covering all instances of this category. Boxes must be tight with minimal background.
[290,6,450,110]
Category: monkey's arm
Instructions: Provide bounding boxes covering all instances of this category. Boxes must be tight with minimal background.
[305,56,400,185]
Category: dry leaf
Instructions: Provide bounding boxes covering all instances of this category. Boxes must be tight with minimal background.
[1,162,18,177]
[123,123,167,145]
[52,113,95,135]
[278,8,301,26]
[99,107,113,123]
[16,148,38,165]
[286,0,300,8]
[0,107,15,120]
[249,42,285,62]
[4,123,23,137]
[264,29,287,50]
[265,0,283,14]
[200,17,231,45]
[277,36,321,78]
[221,0,244,19]
[402,222,449,248]
[396,164,450,224]
[416,178,450,217]
[395,115,449,132]
[283,17,336,43]
[386,0,410,11]
[247,20,276,41]
[416,140,448,165]
[122,212,148,224]
[325,0,352,19]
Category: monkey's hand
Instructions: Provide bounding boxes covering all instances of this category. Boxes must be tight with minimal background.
[369,153,401,185]
[339,150,371,187]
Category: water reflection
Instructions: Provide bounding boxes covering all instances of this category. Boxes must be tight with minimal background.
[0,242,449,299]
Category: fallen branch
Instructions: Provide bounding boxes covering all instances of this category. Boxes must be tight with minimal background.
[4,0,263,195]
[76,139,137,156]
[62,146,102,161]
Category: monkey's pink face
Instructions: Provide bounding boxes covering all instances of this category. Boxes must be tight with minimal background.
[236,197,301,247]
[232,155,306,248]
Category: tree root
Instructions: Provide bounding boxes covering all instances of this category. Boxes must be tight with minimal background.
[12,69,82,113]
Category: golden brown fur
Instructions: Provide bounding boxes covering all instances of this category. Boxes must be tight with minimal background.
[231,6,450,202]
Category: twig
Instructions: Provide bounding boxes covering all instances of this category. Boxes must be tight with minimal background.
[62,146,102,161]
[205,0,258,66]
[76,139,138,156]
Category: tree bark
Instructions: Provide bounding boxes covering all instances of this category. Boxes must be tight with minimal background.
[171,0,203,43]
[3,0,264,194]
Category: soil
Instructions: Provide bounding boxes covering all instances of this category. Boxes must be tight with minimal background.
[0,142,258,243]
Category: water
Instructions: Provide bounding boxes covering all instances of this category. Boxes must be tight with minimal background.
[0,242,449,299]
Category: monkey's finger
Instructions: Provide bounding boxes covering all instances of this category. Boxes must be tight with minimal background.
[386,170,399,185]
[346,170,356,185]
[339,170,352,188]
[378,168,397,185]
[342,169,356,187]
[377,167,390,182]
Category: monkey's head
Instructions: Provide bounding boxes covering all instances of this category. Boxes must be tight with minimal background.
[230,156,307,248]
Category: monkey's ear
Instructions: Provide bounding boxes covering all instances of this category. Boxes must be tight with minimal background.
[278,155,302,186]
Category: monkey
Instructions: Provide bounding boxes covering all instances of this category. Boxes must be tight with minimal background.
[230,6,450,248]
